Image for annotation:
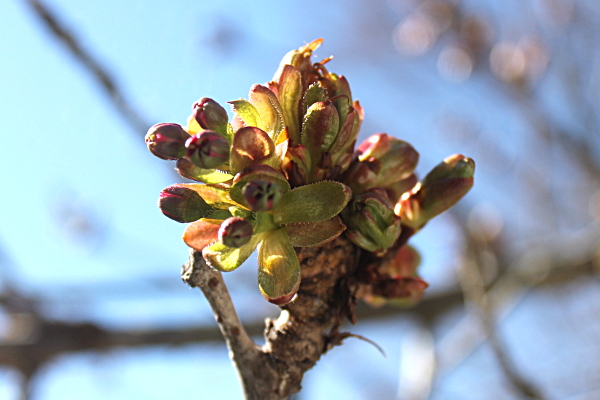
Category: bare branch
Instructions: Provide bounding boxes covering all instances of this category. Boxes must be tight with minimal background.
[20,0,151,134]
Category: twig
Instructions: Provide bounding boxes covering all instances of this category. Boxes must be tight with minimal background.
[182,250,262,400]
[20,0,151,135]
[457,234,546,400]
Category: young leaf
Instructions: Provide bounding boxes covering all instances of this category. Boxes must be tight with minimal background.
[202,232,264,272]
[258,229,301,304]
[182,219,221,251]
[272,181,352,225]
[284,216,346,247]
[228,99,261,128]
[176,158,233,184]
[230,126,275,173]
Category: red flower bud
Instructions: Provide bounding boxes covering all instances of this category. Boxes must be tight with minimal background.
[218,217,253,248]
[242,180,283,212]
[185,131,230,169]
[192,98,229,133]
[158,185,212,223]
[145,123,189,160]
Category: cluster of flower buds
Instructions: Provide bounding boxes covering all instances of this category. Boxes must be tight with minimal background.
[145,39,474,306]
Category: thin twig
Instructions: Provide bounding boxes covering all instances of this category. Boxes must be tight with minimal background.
[20,0,151,135]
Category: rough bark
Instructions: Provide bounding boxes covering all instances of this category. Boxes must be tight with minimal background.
[182,235,363,400]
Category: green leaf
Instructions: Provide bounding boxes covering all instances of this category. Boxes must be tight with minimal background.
[202,232,264,272]
[176,158,233,184]
[284,216,346,247]
[228,99,261,128]
[301,101,340,156]
[258,229,301,304]
[303,82,329,114]
[277,65,302,145]
[272,181,352,225]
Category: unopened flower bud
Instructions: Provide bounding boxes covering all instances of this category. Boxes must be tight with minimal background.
[343,188,402,254]
[193,98,229,134]
[185,131,230,169]
[218,217,253,248]
[242,180,283,212]
[158,185,212,223]
[145,123,189,160]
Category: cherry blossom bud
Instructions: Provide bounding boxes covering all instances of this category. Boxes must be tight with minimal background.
[185,131,230,169]
[397,154,474,229]
[158,185,212,223]
[242,180,283,212]
[145,123,189,160]
[218,217,253,248]
[192,98,229,134]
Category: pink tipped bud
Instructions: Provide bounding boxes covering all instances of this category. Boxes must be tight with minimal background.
[145,123,189,160]
[185,130,230,169]
[242,180,283,212]
[192,98,229,133]
[218,217,253,248]
[158,185,212,223]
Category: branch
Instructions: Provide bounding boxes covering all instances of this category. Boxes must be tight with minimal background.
[21,0,151,134]
[181,250,262,400]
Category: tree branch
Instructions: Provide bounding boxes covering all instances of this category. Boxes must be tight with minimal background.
[21,0,151,134]
[181,250,262,400]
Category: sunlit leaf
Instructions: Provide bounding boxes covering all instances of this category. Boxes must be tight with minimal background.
[202,232,264,272]
[176,158,233,184]
[228,99,261,128]
[258,229,301,304]
[272,181,352,225]
[182,220,221,251]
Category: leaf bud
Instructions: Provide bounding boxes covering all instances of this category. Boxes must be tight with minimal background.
[218,217,253,248]
[145,123,189,160]
[343,188,402,254]
[185,130,230,170]
[396,154,475,229]
[360,134,419,189]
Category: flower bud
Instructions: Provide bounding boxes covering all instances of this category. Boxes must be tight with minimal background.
[192,98,229,134]
[145,123,189,160]
[343,188,402,254]
[218,217,253,248]
[242,180,283,212]
[158,185,213,223]
[185,131,230,169]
